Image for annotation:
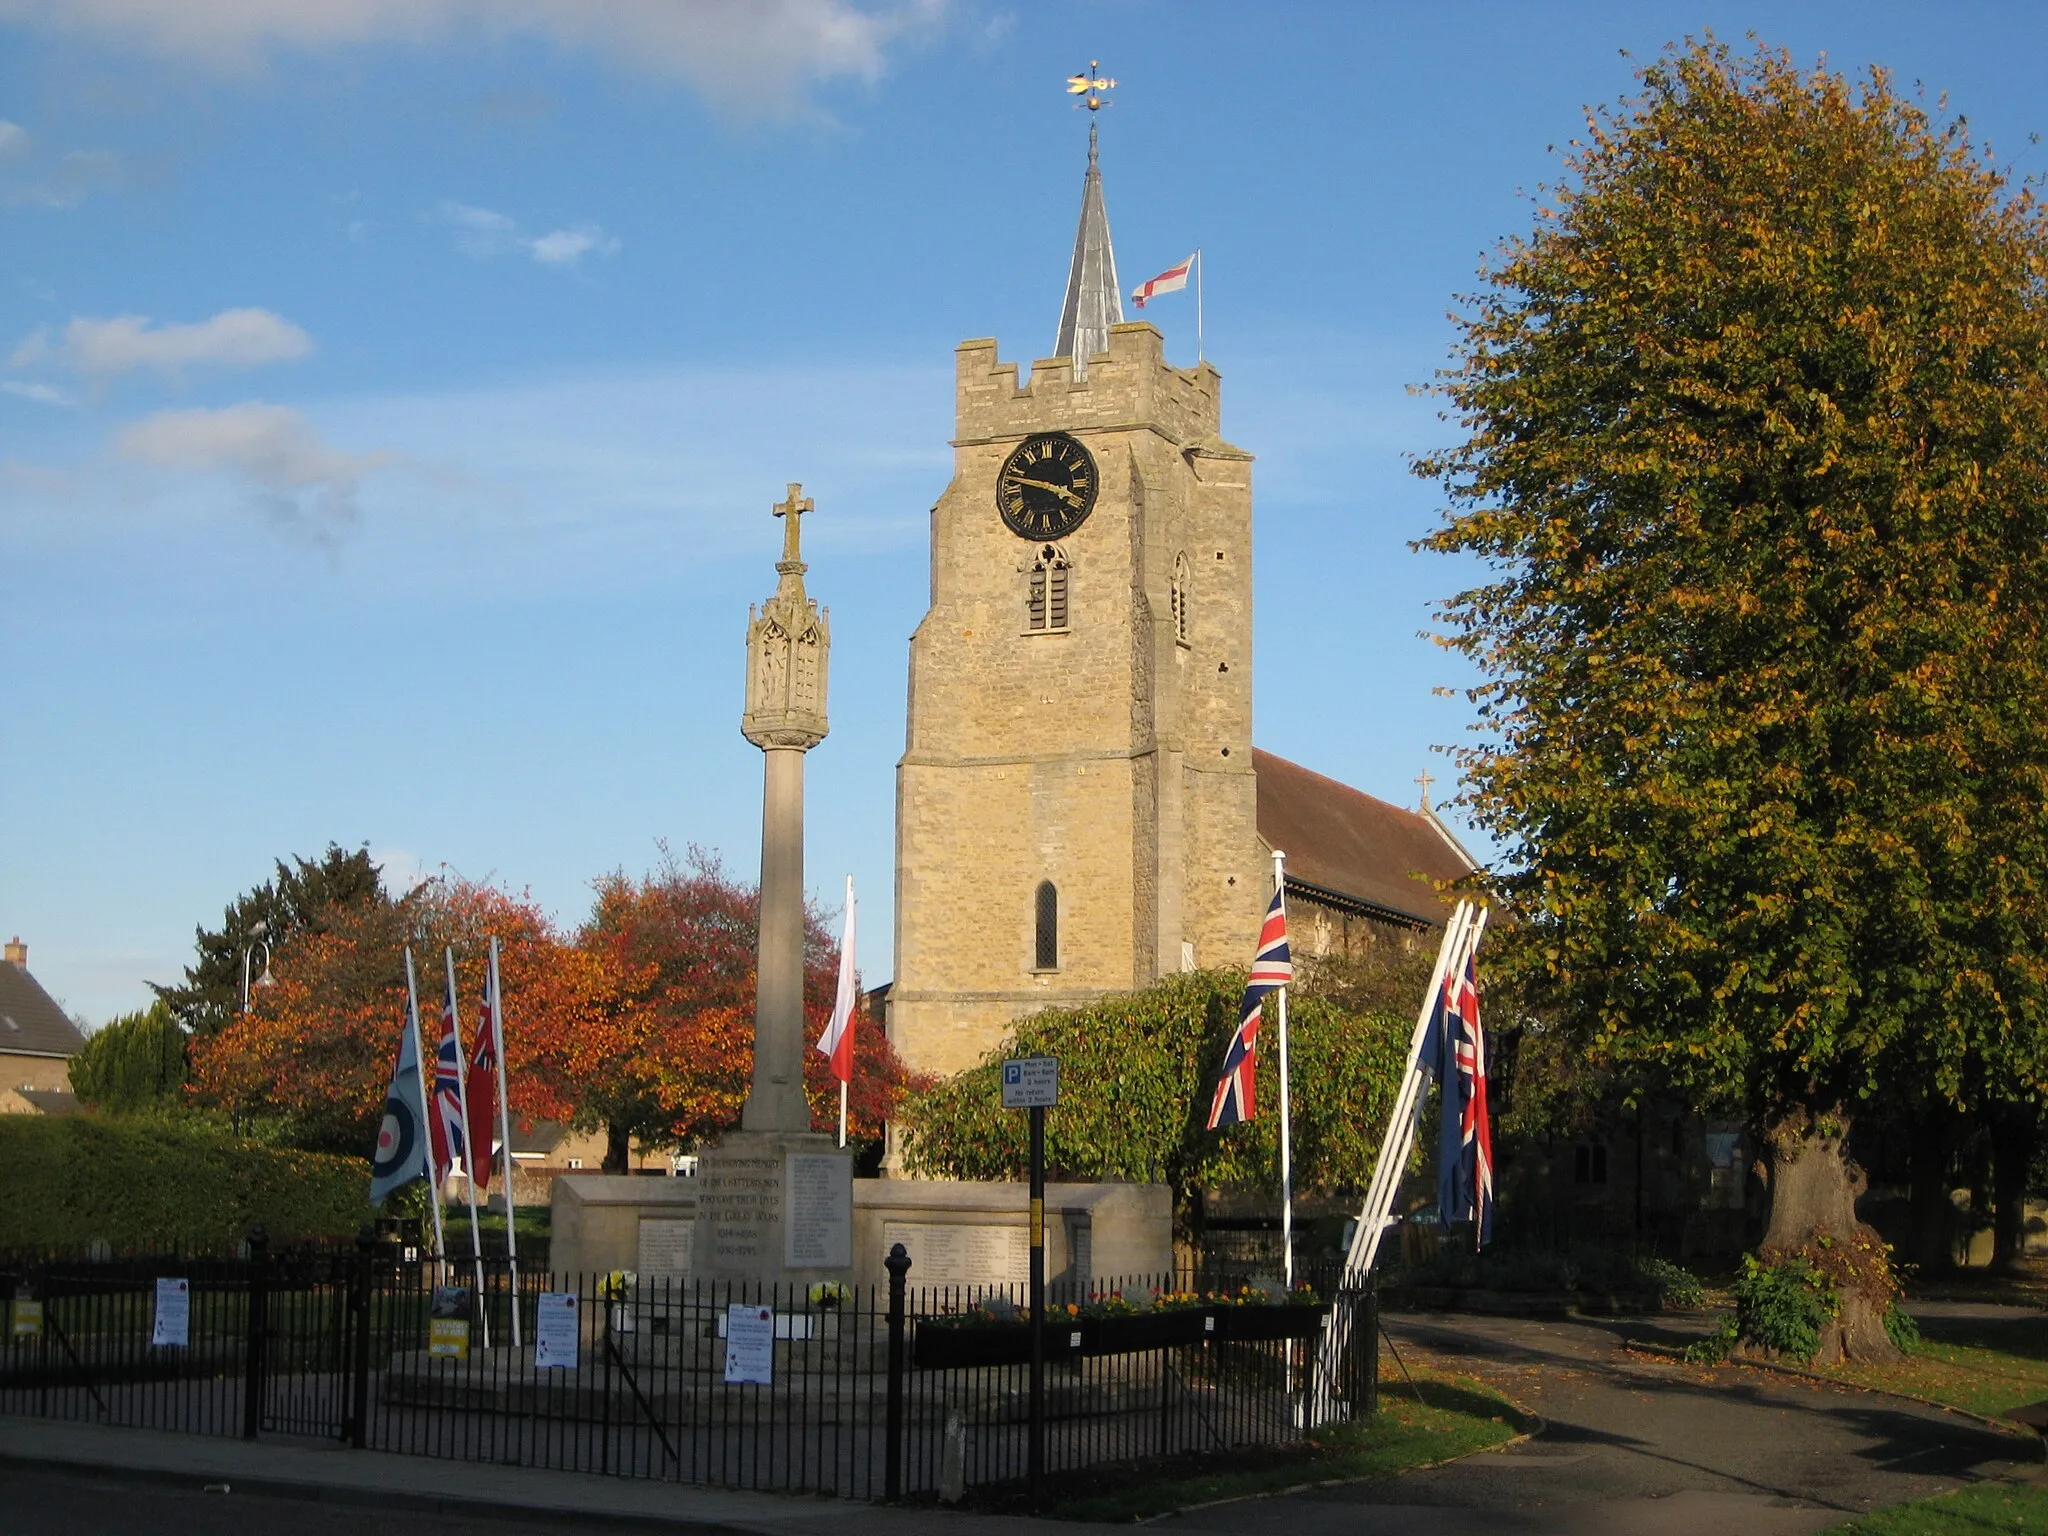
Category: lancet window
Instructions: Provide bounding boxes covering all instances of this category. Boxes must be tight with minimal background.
[1034,881,1059,970]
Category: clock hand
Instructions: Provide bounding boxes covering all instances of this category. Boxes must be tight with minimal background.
[1006,475,1084,507]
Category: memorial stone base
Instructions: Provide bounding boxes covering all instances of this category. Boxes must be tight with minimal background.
[690,1129,855,1290]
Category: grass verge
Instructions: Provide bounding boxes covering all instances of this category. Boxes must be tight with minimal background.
[957,1372,1530,1522]
[1820,1481,2048,1532]
[1809,1312,2048,1421]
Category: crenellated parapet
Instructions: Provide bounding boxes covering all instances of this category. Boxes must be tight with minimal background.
[953,323,1227,451]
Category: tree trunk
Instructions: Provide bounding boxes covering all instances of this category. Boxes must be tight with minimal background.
[1747,1106,1901,1365]
[1989,1102,2039,1273]
[1907,1105,1959,1274]
[603,1122,632,1175]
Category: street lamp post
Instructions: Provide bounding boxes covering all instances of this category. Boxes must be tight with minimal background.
[240,920,274,1014]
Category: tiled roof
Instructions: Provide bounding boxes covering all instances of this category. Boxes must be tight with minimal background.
[1253,748,1478,927]
[16,1088,81,1116]
[0,963,87,1059]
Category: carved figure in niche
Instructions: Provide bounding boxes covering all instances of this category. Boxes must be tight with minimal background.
[758,622,789,710]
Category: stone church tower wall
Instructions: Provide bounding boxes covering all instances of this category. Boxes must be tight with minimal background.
[890,321,1264,1080]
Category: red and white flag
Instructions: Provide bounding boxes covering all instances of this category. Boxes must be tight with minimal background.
[465,945,502,1188]
[1133,252,1195,309]
[815,876,857,1084]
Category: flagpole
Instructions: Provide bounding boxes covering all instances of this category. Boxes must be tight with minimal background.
[490,937,522,1348]
[447,947,488,1346]
[405,947,448,1275]
[1196,249,1205,363]
[1273,850,1293,1296]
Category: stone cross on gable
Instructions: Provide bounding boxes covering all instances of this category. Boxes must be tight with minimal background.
[774,482,814,566]
[1416,769,1435,812]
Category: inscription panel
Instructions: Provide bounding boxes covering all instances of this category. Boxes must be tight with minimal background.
[637,1217,695,1275]
[697,1150,784,1273]
[784,1153,852,1269]
[882,1220,1029,1287]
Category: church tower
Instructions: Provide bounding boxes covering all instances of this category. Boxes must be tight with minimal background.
[889,122,1264,1080]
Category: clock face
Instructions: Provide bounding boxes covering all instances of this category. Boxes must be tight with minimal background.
[996,431,1098,541]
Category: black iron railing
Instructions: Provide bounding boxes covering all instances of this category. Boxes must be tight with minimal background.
[0,1238,1377,1502]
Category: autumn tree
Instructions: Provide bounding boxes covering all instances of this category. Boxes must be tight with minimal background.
[189,878,604,1154]
[70,1001,189,1113]
[568,850,915,1171]
[154,844,390,1036]
[1420,40,2048,1358]
[900,970,1408,1226]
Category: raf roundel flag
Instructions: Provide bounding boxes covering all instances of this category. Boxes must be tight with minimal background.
[370,995,429,1205]
[1207,886,1292,1130]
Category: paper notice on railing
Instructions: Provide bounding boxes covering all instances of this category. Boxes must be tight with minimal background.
[534,1292,579,1369]
[151,1277,190,1348]
[724,1304,774,1385]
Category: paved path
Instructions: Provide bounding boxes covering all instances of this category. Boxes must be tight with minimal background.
[1161,1309,2041,1536]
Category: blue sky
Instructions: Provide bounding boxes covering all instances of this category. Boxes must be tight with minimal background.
[7,1,2047,1027]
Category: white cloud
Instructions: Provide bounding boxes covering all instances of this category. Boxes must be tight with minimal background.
[0,379,78,407]
[117,402,396,544]
[13,308,313,377]
[0,143,128,208]
[0,0,943,118]
[438,201,618,267]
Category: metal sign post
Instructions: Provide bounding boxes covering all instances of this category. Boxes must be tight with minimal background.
[1002,1055,1058,1500]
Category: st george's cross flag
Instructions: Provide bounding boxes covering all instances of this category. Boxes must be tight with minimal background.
[369,986,430,1205]
[1207,886,1292,1129]
[815,877,858,1084]
[1427,945,1494,1244]
[426,951,468,1186]
[465,947,502,1189]
[1132,253,1195,309]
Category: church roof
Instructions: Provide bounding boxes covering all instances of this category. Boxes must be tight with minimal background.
[1053,122,1123,380]
[1253,748,1479,929]
[0,957,87,1060]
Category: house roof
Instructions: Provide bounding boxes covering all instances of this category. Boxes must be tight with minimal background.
[1253,748,1478,928]
[16,1088,81,1116]
[0,962,87,1060]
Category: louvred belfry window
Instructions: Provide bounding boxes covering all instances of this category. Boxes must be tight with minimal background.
[1027,544,1070,632]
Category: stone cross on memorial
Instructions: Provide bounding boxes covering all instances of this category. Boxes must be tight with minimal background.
[690,482,854,1293]
[741,481,830,1132]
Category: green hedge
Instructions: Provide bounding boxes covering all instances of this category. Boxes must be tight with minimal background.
[0,1115,372,1250]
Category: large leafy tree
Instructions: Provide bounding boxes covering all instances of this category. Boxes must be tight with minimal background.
[153,844,389,1036]
[1420,40,2048,1359]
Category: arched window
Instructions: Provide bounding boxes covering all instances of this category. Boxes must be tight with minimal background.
[1171,552,1191,645]
[1034,881,1059,970]
[1027,544,1070,633]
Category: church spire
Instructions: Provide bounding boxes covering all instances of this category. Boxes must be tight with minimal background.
[1054,75,1122,380]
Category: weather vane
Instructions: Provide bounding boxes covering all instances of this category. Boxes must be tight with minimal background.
[1066,60,1116,113]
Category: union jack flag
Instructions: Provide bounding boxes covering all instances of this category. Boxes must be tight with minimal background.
[427,952,468,1185]
[1207,886,1291,1129]
[1430,945,1493,1245]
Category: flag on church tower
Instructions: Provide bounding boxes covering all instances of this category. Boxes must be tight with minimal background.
[1207,885,1291,1129]
[1133,252,1195,308]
